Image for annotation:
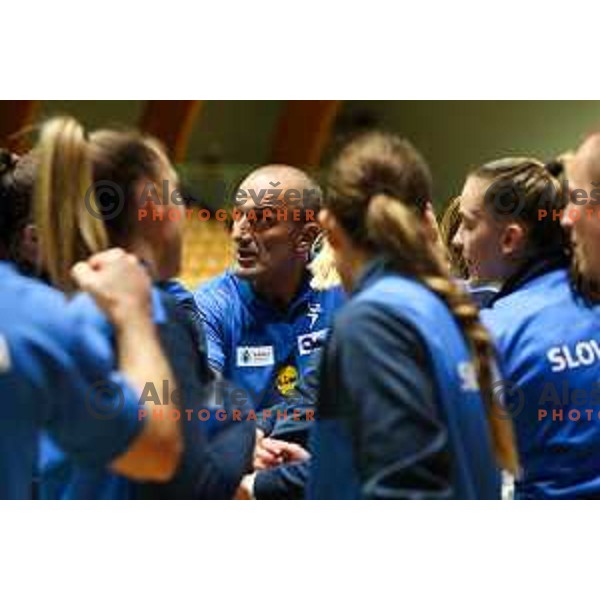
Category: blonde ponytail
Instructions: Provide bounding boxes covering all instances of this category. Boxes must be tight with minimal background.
[367,195,519,475]
[35,117,108,292]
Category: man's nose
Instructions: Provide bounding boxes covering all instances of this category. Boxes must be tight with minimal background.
[232,215,252,242]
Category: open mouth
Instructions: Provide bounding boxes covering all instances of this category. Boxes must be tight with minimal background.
[236,250,257,267]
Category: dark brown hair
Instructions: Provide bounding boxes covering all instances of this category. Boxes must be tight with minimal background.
[471,157,569,263]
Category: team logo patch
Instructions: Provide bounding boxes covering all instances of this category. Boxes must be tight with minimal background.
[276,365,299,396]
[0,335,11,374]
[297,329,328,356]
[236,345,275,367]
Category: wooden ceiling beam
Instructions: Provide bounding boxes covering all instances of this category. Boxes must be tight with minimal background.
[270,100,341,167]
[139,100,203,163]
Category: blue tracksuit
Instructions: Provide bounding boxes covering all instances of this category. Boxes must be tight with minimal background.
[482,261,600,499]
[194,270,345,429]
[194,270,345,499]
[0,261,143,499]
[309,259,500,500]
[39,281,255,500]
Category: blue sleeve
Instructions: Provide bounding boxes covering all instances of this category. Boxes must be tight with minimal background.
[194,287,227,373]
[40,301,144,469]
[313,301,452,500]
[139,418,255,500]
[159,280,195,307]
[254,461,309,500]
[137,293,255,499]
[160,282,215,386]
[253,350,318,499]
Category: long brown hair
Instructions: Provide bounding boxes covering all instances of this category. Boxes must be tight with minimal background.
[327,131,518,474]
[35,116,170,291]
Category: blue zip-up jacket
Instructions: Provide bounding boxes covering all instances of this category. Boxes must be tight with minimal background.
[309,260,500,499]
[482,260,600,499]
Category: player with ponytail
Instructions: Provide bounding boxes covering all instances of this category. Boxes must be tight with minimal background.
[30,116,262,500]
[0,147,185,498]
[35,116,182,291]
[309,131,518,499]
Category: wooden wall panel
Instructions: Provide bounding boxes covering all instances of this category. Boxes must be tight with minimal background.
[0,101,40,153]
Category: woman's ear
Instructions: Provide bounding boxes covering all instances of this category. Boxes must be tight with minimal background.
[501,222,527,258]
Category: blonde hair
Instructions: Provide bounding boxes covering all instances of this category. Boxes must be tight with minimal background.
[34,116,169,292]
[36,118,108,290]
[328,131,519,474]
[309,238,341,290]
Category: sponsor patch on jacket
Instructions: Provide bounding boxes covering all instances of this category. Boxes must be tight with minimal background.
[276,365,299,396]
[297,329,328,356]
[236,345,275,367]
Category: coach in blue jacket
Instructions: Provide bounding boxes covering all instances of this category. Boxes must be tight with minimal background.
[195,165,345,499]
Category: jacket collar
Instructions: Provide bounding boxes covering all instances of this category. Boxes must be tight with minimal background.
[490,252,569,306]
[352,257,394,296]
[235,269,315,317]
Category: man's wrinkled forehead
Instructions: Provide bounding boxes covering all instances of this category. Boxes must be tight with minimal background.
[238,166,320,207]
[239,170,308,197]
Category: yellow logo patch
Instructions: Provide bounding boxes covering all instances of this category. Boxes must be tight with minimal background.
[276,365,299,397]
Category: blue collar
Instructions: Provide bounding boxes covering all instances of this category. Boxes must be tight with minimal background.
[352,257,394,296]
[234,270,315,318]
[491,252,569,307]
